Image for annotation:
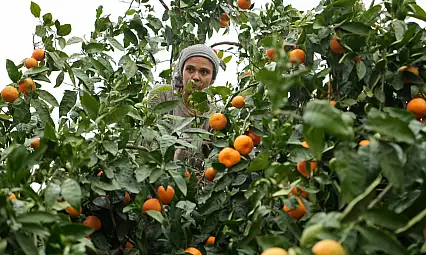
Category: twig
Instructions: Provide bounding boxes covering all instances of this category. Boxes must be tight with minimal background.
[126,0,135,13]
[368,183,392,209]
[125,144,149,151]
[158,0,169,10]
[210,41,242,48]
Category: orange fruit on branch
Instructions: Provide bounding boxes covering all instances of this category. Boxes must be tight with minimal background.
[185,170,191,179]
[209,113,227,131]
[184,247,202,255]
[330,36,345,54]
[247,130,262,145]
[142,198,162,214]
[265,48,277,61]
[330,100,337,106]
[301,141,309,148]
[359,140,370,146]
[220,19,229,28]
[32,48,45,61]
[238,0,251,10]
[289,48,305,64]
[297,161,317,177]
[261,247,289,255]
[220,13,230,21]
[123,191,131,205]
[9,193,17,200]
[407,98,426,119]
[312,239,346,255]
[219,147,241,168]
[25,57,38,69]
[66,206,82,218]
[1,86,19,103]
[232,95,245,108]
[30,138,40,149]
[18,78,36,95]
[157,185,175,205]
[234,135,254,155]
[83,215,101,231]
[125,242,133,248]
[401,66,419,76]
[289,186,309,199]
[205,236,215,245]
[283,198,306,220]
[205,168,217,182]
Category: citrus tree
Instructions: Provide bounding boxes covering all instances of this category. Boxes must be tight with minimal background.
[1,0,426,254]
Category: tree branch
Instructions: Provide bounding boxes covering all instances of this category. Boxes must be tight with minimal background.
[0,116,12,123]
[210,41,242,48]
[125,144,149,151]
[158,0,169,10]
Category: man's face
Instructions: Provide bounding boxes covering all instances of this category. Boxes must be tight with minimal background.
[182,56,214,94]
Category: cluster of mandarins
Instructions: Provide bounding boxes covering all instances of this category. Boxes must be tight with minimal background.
[1,49,45,104]
[218,0,251,29]
[0,48,45,150]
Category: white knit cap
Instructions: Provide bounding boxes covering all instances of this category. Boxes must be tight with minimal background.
[177,44,220,81]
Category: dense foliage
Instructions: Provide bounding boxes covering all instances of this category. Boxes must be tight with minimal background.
[1,0,426,254]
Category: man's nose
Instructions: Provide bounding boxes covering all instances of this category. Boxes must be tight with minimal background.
[192,72,200,81]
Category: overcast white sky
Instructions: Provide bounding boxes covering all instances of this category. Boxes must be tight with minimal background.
[0,0,425,105]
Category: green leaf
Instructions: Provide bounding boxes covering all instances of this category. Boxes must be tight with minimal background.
[153,100,180,114]
[198,191,227,216]
[182,128,213,135]
[80,90,99,120]
[256,235,292,250]
[303,124,325,160]
[170,170,187,196]
[6,59,20,82]
[101,105,132,124]
[67,36,83,45]
[73,69,94,91]
[56,71,64,87]
[44,122,57,141]
[356,61,367,80]
[124,58,137,79]
[339,22,372,36]
[57,24,72,36]
[146,210,167,225]
[30,1,41,18]
[12,99,31,124]
[248,152,270,171]
[358,226,408,255]
[43,13,52,25]
[59,90,77,117]
[60,223,94,238]
[24,66,48,75]
[176,201,196,216]
[135,165,155,183]
[15,232,37,255]
[44,182,61,206]
[363,208,408,230]
[392,20,407,41]
[223,55,232,63]
[32,99,52,125]
[38,90,59,106]
[61,179,81,210]
[17,212,59,224]
[103,140,118,155]
[107,37,125,51]
[378,143,404,188]
[407,3,426,22]
[366,108,415,144]
[158,135,177,156]
[303,100,354,140]
[335,149,369,204]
